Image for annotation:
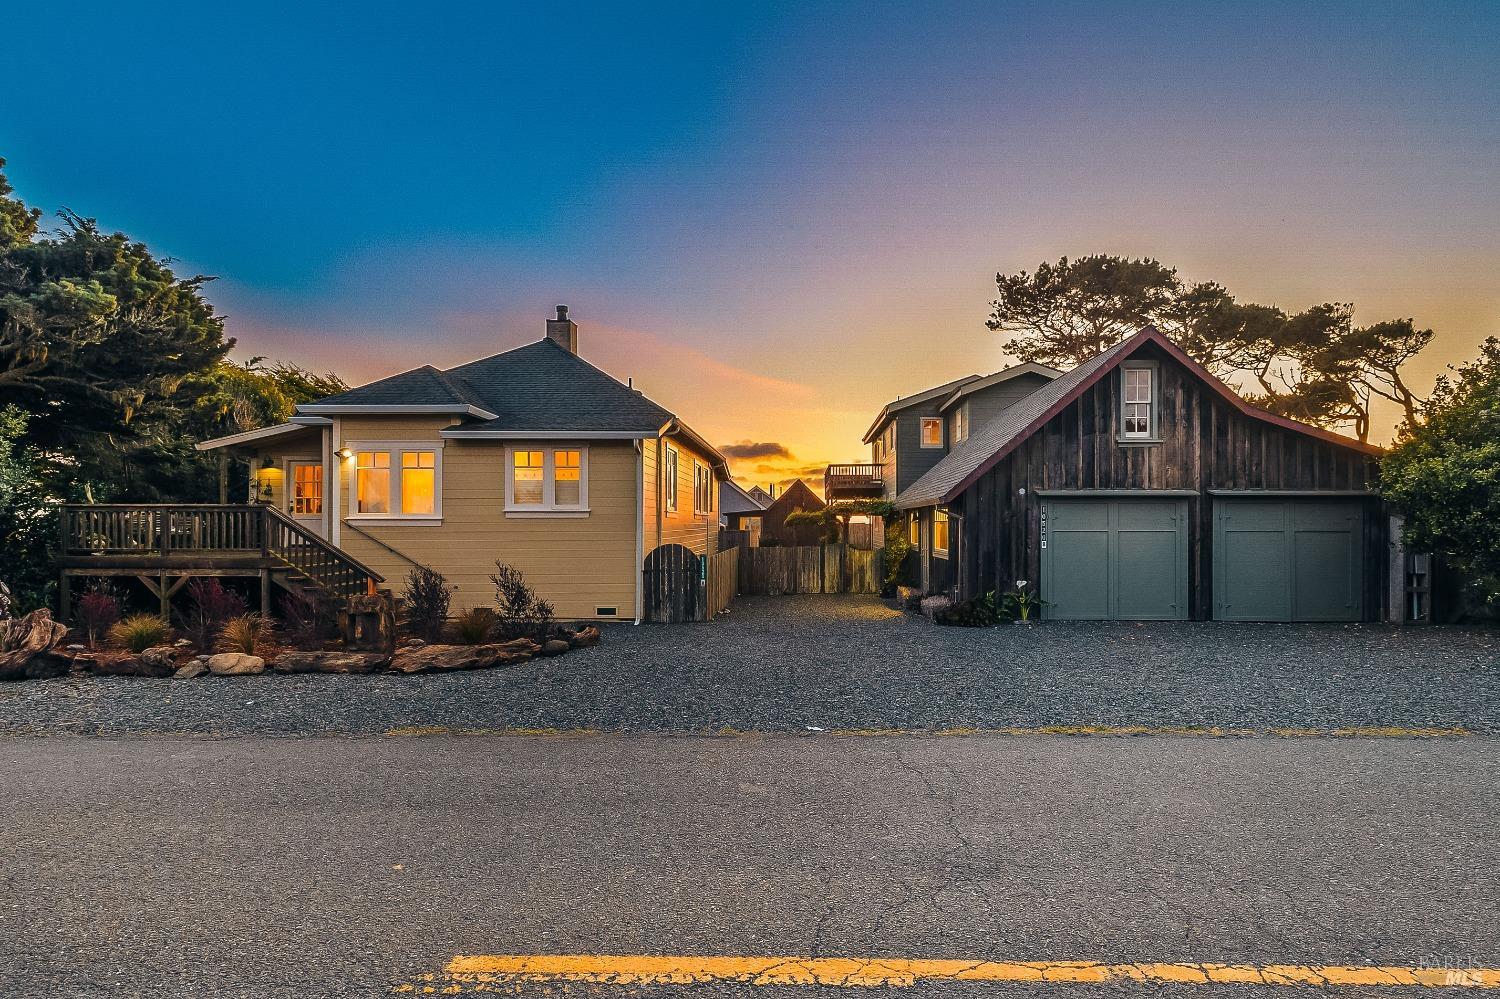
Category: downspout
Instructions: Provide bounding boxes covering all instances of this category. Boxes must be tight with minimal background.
[330,417,343,547]
[634,439,645,625]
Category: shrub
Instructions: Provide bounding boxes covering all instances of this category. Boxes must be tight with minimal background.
[453,607,497,645]
[490,562,555,642]
[220,614,265,655]
[110,614,170,653]
[935,591,1004,627]
[77,582,122,648]
[279,589,326,647]
[182,578,248,653]
[402,564,452,642]
[880,521,914,593]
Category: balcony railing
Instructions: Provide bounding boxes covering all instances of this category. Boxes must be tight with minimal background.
[823,463,884,498]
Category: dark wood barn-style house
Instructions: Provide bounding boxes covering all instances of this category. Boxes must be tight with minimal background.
[891,326,1392,622]
[752,479,827,548]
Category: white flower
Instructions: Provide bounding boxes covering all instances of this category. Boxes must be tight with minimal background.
[1016,579,1029,589]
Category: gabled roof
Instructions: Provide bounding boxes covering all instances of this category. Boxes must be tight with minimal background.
[298,365,497,418]
[895,326,1383,510]
[937,362,1062,412]
[721,479,768,516]
[861,374,981,443]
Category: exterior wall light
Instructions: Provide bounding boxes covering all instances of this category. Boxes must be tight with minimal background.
[335,447,353,460]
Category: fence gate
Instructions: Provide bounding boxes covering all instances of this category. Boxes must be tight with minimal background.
[643,544,703,623]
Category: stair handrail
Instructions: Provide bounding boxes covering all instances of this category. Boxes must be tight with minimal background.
[262,506,385,587]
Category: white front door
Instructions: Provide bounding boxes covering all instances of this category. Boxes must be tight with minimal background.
[287,460,326,538]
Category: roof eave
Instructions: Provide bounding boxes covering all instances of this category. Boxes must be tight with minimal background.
[295,403,500,420]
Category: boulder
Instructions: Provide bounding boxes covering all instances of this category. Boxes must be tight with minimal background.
[0,609,70,681]
[388,638,538,674]
[566,626,601,648]
[173,662,208,679]
[541,639,571,657]
[173,638,193,649]
[138,646,180,678]
[206,653,265,676]
[271,651,389,675]
[66,644,86,653]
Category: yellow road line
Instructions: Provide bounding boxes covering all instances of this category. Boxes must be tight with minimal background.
[394,955,1500,991]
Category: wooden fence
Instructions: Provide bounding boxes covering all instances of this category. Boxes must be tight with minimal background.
[705,547,738,618]
[643,543,740,623]
[738,545,880,596]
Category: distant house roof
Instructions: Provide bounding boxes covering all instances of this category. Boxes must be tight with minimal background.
[895,326,1383,510]
[290,336,727,472]
[937,362,1062,412]
[861,374,981,443]
[746,485,775,505]
[721,479,768,516]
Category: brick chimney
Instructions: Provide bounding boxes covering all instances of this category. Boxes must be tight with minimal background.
[545,305,578,353]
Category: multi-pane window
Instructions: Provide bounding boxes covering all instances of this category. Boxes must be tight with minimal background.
[401,451,436,515]
[508,448,588,510]
[920,417,943,448]
[1123,367,1153,438]
[693,461,714,515]
[554,450,581,507]
[355,451,391,514]
[908,513,920,548]
[933,510,950,557]
[290,462,323,516]
[355,448,440,517]
[950,403,969,445]
[664,446,679,512]
[512,450,545,506]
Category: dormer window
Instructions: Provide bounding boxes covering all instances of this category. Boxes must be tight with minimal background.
[920,417,943,448]
[1121,364,1157,440]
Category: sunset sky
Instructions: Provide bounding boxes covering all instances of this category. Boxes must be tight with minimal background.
[6,2,1498,489]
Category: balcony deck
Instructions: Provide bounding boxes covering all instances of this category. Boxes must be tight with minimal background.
[823,463,885,500]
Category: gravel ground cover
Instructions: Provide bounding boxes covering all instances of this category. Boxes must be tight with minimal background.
[1,595,1496,736]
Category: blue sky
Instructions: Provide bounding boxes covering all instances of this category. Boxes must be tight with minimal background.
[5,1,1498,480]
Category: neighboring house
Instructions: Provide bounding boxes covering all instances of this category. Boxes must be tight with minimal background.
[893,326,1389,622]
[195,307,728,622]
[753,479,826,547]
[746,485,775,506]
[720,479,768,546]
[824,364,1060,502]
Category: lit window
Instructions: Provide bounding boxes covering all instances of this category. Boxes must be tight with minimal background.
[554,450,582,507]
[664,445,679,512]
[356,451,390,514]
[401,451,436,515]
[512,450,545,506]
[291,463,323,516]
[1123,367,1153,438]
[920,417,943,448]
[908,512,920,548]
[933,510,949,557]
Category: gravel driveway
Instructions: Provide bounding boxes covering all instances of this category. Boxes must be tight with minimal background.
[2,595,1496,736]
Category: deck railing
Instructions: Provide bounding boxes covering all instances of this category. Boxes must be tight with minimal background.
[60,504,383,599]
[823,463,884,497]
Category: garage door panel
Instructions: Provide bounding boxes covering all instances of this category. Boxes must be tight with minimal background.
[1048,528,1112,619]
[1116,530,1182,619]
[1214,499,1363,622]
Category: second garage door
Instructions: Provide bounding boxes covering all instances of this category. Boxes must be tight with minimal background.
[1213,499,1364,622]
[1041,498,1188,620]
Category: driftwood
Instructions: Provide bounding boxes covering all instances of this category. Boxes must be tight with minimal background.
[0,609,69,681]
[388,638,539,675]
[271,651,390,675]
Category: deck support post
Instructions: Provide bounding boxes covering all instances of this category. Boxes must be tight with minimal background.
[217,452,229,505]
[260,568,271,618]
[58,572,71,623]
[159,572,170,619]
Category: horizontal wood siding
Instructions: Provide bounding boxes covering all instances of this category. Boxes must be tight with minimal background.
[955,345,1385,620]
[653,435,719,557]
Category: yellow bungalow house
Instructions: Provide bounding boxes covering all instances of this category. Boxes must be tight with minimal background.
[192,307,728,622]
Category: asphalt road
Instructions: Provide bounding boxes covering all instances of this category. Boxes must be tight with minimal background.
[2,734,1496,998]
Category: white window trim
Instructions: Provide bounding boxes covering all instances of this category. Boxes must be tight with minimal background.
[932,510,950,559]
[345,440,444,523]
[282,456,324,521]
[919,416,944,449]
[663,444,680,513]
[504,445,591,515]
[1119,361,1161,442]
[692,459,715,516]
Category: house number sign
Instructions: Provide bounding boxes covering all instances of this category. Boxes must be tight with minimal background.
[1040,506,1047,549]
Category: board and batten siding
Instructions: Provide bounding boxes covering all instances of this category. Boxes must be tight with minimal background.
[257,416,640,621]
[952,344,1385,621]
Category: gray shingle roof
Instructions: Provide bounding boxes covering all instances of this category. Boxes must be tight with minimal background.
[861,374,981,443]
[895,337,1139,510]
[298,338,675,434]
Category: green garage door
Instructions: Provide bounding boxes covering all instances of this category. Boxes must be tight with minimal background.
[1041,499,1188,620]
[1213,499,1364,621]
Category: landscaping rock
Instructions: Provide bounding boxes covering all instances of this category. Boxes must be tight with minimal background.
[138,647,180,678]
[918,595,953,620]
[566,626,601,648]
[173,638,193,649]
[271,651,389,675]
[541,639,571,657]
[206,653,265,676]
[403,638,426,648]
[66,644,86,653]
[0,609,70,681]
[173,662,208,680]
[87,655,144,677]
[388,638,538,674]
